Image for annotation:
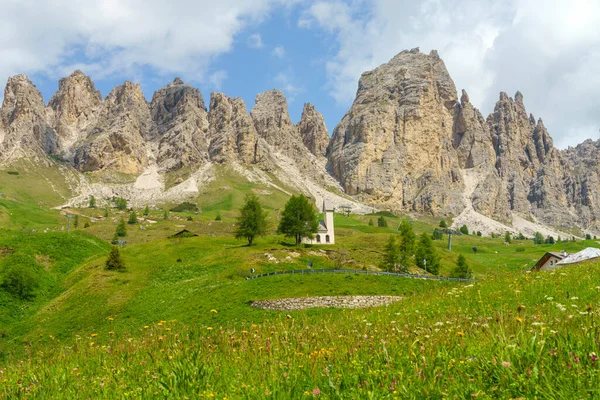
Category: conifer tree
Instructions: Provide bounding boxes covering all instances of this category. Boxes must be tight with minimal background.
[115,218,127,237]
[105,246,126,271]
[397,220,415,269]
[415,233,440,275]
[450,253,471,279]
[235,194,268,246]
[128,211,137,225]
[381,235,400,272]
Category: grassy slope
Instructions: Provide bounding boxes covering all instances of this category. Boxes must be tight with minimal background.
[1,163,600,397]
[2,258,600,398]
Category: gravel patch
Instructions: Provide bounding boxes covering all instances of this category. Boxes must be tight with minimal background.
[252,295,402,311]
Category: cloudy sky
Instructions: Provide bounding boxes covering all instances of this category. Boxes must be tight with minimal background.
[1,0,598,148]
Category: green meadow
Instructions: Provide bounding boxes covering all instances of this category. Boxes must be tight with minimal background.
[1,165,600,398]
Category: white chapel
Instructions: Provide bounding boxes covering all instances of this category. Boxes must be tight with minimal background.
[303,200,335,245]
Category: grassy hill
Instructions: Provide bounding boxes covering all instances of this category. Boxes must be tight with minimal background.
[1,165,600,398]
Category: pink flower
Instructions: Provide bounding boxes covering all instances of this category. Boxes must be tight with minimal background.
[590,352,598,362]
[312,387,321,396]
[502,361,511,368]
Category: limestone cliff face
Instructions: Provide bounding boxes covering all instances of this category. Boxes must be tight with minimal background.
[325,48,600,231]
[208,93,257,164]
[453,90,495,169]
[297,103,329,157]
[327,48,464,214]
[4,56,600,232]
[74,82,150,174]
[150,78,209,171]
[48,70,102,153]
[0,75,58,159]
[251,90,299,153]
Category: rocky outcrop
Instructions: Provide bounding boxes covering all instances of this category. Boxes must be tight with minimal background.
[252,295,403,311]
[73,81,150,174]
[327,48,464,214]
[297,103,329,157]
[150,78,210,171]
[251,89,299,152]
[208,93,257,164]
[48,70,102,153]
[0,75,58,159]
[453,90,495,169]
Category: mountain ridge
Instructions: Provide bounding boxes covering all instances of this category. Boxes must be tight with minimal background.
[1,48,599,235]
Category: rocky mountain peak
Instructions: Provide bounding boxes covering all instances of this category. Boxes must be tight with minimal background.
[460,89,470,105]
[0,74,58,158]
[515,90,524,103]
[297,103,329,157]
[105,81,147,110]
[150,77,207,140]
[328,48,461,211]
[251,89,296,149]
[251,90,293,130]
[208,93,257,164]
[48,70,102,152]
[1,74,46,125]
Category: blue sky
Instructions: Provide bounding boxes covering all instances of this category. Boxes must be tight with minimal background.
[1,0,599,148]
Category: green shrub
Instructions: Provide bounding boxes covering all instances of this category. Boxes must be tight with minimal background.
[7,171,19,175]
[432,228,443,240]
[215,213,222,221]
[170,202,199,213]
[377,216,388,228]
[459,225,469,235]
[439,219,447,228]
[515,247,525,252]
[1,265,38,299]
[375,211,395,218]
[113,197,127,210]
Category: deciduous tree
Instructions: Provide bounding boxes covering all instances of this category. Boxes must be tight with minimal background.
[277,195,319,245]
[235,194,268,246]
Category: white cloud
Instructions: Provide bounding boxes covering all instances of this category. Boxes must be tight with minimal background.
[302,0,600,148]
[0,0,286,85]
[248,33,265,49]
[272,45,286,58]
[274,70,304,102]
[207,70,228,90]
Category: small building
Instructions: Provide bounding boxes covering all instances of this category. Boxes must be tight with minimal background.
[556,247,600,266]
[168,229,198,239]
[532,251,567,271]
[303,200,335,245]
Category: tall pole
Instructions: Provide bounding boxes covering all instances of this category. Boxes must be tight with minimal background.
[424,258,427,275]
[66,214,75,233]
[447,232,452,251]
